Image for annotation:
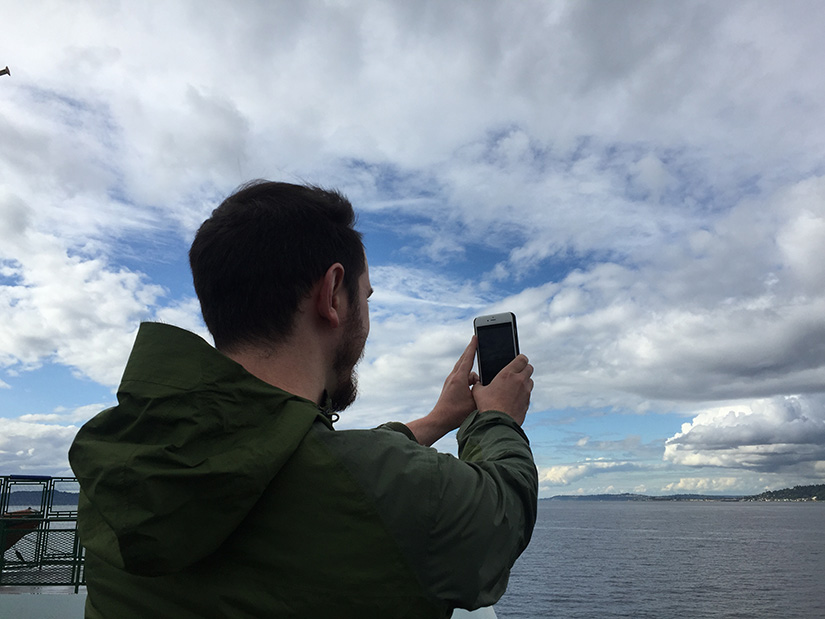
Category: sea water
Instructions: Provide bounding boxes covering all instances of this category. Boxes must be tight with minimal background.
[5,501,823,617]
[494,500,825,618]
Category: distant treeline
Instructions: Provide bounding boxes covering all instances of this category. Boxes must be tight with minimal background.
[744,484,824,501]
[545,493,741,502]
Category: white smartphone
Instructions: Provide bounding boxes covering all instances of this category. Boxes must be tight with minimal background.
[473,312,520,386]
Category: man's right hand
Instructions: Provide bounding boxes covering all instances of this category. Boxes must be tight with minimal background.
[471,354,534,425]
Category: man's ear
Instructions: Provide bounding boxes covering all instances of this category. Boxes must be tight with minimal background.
[316,263,346,328]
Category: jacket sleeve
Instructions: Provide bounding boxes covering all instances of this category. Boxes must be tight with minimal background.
[330,410,537,610]
[366,410,537,609]
[418,409,538,609]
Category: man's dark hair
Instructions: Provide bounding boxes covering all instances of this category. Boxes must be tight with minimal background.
[189,181,365,352]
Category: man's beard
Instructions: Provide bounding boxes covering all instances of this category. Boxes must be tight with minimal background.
[328,300,367,413]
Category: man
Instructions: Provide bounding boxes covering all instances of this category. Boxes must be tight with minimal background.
[69,181,537,618]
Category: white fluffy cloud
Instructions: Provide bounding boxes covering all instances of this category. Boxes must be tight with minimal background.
[664,396,825,474]
[538,460,642,487]
[0,194,167,385]
[661,477,740,494]
[0,404,105,475]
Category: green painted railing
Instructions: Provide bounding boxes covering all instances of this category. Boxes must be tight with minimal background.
[0,475,84,591]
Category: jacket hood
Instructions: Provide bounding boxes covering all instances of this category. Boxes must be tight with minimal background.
[69,322,322,576]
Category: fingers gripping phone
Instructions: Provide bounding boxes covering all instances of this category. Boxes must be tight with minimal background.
[474,312,520,386]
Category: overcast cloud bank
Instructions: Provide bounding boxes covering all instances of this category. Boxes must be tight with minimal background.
[2,1,824,495]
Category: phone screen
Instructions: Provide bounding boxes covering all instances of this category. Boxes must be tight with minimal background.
[476,321,518,385]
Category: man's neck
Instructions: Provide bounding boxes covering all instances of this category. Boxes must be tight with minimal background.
[224,337,327,405]
[220,273,349,406]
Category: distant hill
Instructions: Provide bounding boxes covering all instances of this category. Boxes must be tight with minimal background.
[547,493,650,501]
[744,484,824,501]
[546,484,825,502]
[3,490,79,509]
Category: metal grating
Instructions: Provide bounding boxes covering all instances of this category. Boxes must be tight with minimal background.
[1,476,84,591]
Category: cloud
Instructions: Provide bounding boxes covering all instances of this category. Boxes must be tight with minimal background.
[346,317,476,427]
[661,477,740,494]
[0,404,105,475]
[513,176,825,407]
[664,395,825,474]
[347,173,825,422]
[0,194,167,385]
[538,460,641,486]
[368,265,489,314]
[575,435,645,454]
[2,0,825,493]
[153,298,211,343]
[8,1,824,204]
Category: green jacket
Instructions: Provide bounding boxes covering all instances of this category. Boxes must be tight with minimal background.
[69,323,537,618]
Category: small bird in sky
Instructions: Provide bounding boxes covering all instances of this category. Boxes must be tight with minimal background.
[0,66,10,77]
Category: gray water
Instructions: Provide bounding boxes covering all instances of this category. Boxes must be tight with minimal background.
[495,500,825,618]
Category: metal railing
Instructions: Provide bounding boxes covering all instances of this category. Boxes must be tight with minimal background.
[0,475,84,591]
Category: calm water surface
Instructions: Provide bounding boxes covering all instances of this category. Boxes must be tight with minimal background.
[495,501,825,618]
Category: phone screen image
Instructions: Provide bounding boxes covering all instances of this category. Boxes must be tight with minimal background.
[475,314,519,386]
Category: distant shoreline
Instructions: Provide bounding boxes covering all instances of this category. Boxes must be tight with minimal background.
[3,490,79,508]
[544,493,744,502]
[5,486,822,508]
[544,484,824,503]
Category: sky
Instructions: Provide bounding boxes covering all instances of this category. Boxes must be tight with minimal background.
[2,0,825,497]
